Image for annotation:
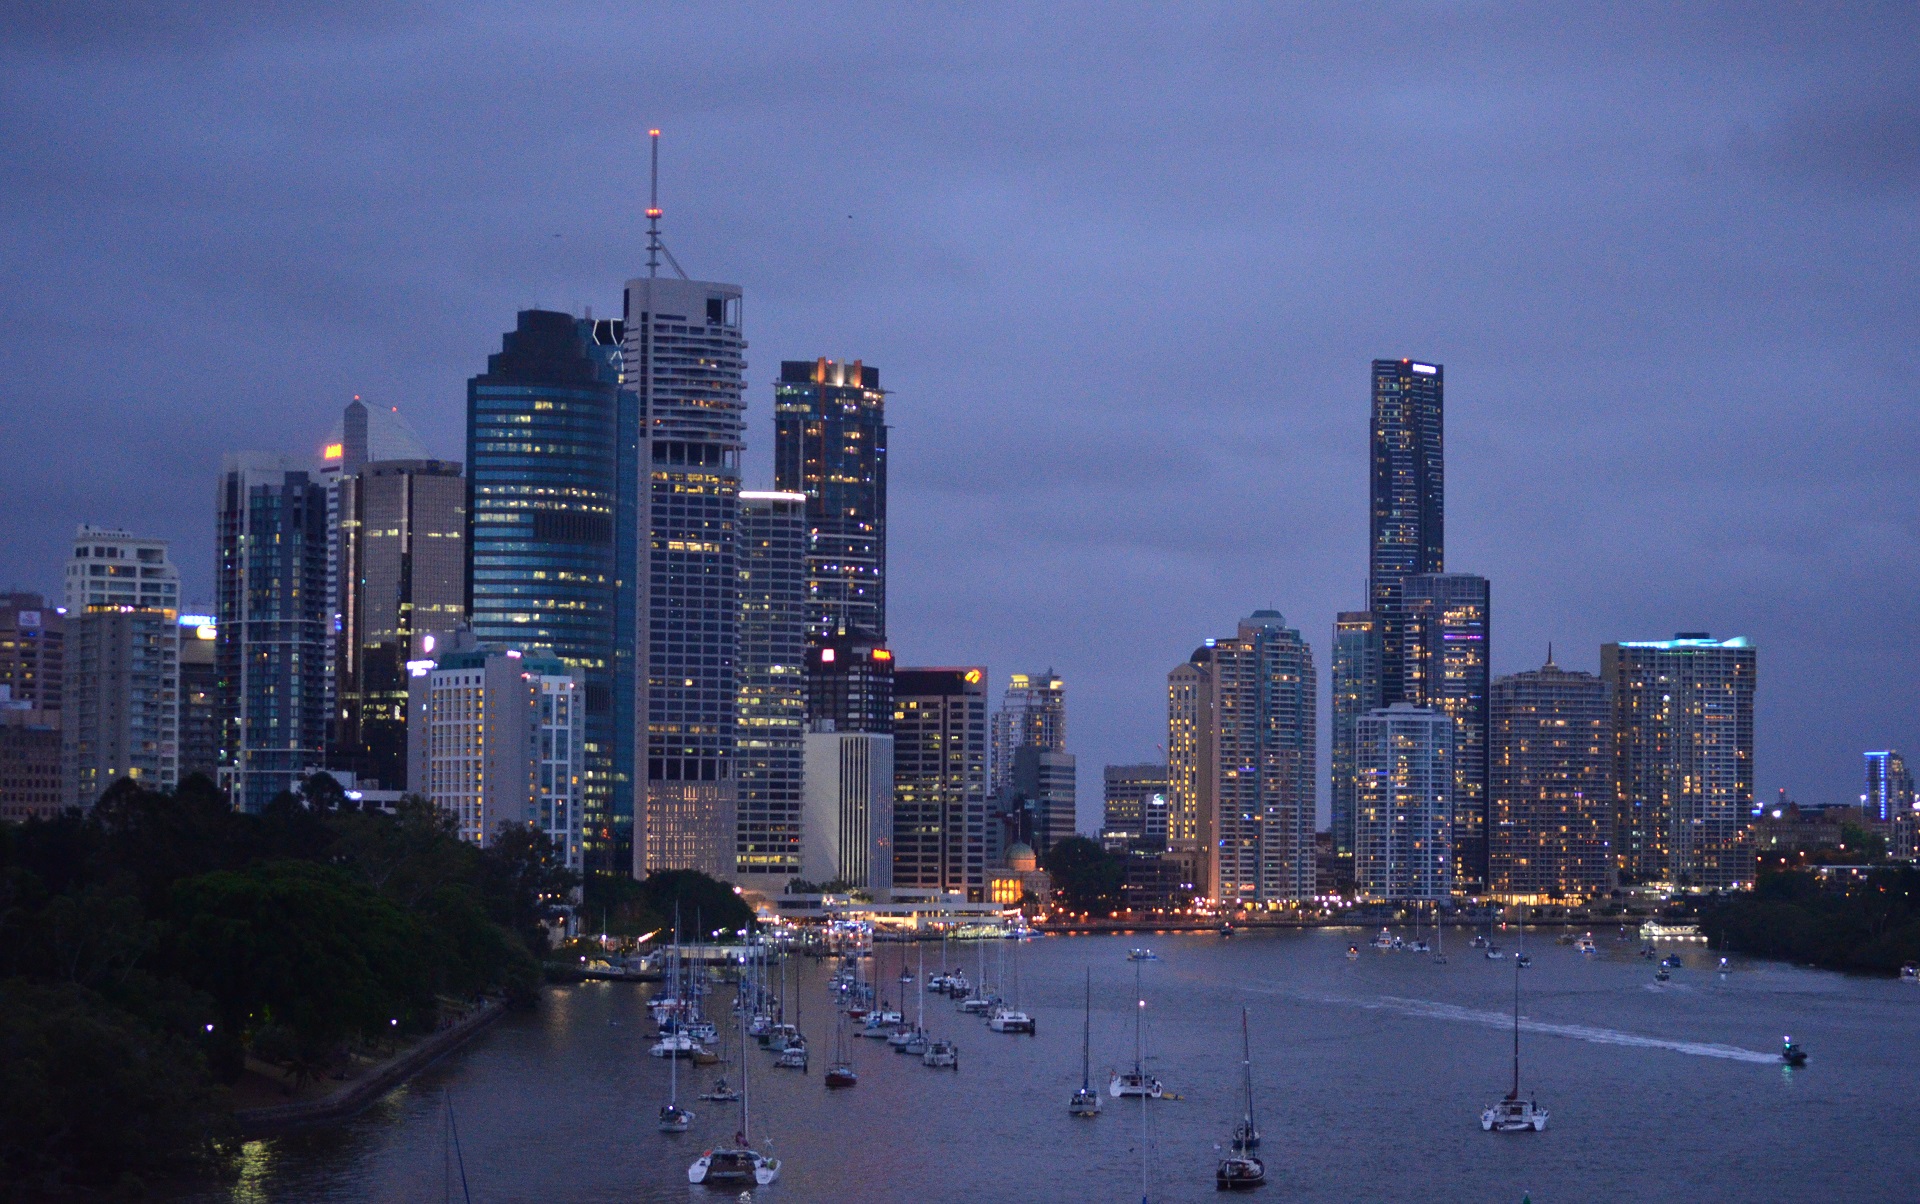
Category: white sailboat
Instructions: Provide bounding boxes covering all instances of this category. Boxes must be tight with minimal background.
[1109,957,1163,1099]
[688,1005,782,1186]
[658,910,695,1131]
[1480,954,1548,1133]
[1215,1007,1265,1189]
[1069,967,1101,1116]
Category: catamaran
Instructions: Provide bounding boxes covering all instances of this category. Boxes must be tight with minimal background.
[1480,955,1548,1133]
[688,1007,782,1187]
[1110,957,1164,1099]
[1069,967,1101,1116]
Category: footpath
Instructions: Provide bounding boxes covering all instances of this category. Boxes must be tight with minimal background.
[232,1000,506,1138]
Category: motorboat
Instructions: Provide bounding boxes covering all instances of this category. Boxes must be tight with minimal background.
[988,1007,1035,1034]
[1371,929,1395,951]
[775,1039,808,1070]
[1481,954,1548,1133]
[1574,934,1597,955]
[1410,939,1430,954]
[1485,947,1504,960]
[959,995,995,1015]
[1069,968,1100,1116]
[1345,945,1360,961]
[946,971,972,997]
[1128,948,1160,962]
[1718,957,1730,975]
[1515,954,1532,969]
[923,1038,960,1069]
[1661,954,1683,969]
[658,1102,694,1132]
[1901,964,1918,983]
[688,1147,781,1187]
[1782,1036,1809,1067]
[1216,1154,1266,1191]
[698,1077,739,1102]
[1654,967,1671,983]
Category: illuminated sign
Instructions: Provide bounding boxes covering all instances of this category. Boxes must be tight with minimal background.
[323,443,344,460]
[406,659,436,677]
[963,669,982,684]
[1411,363,1437,375]
[196,625,216,641]
[871,648,892,661]
[819,648,836,663]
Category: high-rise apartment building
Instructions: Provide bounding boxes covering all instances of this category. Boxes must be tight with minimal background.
[0,594,64,821]
[736,491,807,882]
[1400,573,1491,893]
[65,526,182,614]
[176,614,219,781]
[1102,763,1170,848]
[1330,611,1382,860]
[217,458,330,811]
[990,670,1067,797]
[1355,703,1454,903]
[1166,649,1216,883]
[773,359,888,644]
[467,310,631,869]
[1864,751,1913,824]
[1489,656,1613,903]
[623,275,747,880]
[892,667,989,900]
[64,606,180,807]
[1201,613,1317,905]
[1602,634,1756,891]
[407,634,584,868]
[332,457,465,788]
[1369,359,1444,706]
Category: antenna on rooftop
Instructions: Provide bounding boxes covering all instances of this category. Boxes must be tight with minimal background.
[644,128,689,281]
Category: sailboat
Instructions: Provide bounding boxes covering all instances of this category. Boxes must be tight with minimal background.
[659,911,698,1133]
[1109,957,1164,1098]
[1070,967,1101,1116]
[775,966,808,1071]
[688,1006,782,1186]
[1215,1008,1265,1189]
[1432,902,1448,965]
[825,1010,857,1089]
[1480,955,1548,1132]
[988,934,1034,1033]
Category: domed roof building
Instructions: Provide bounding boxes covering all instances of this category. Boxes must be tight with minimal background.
[989,841,1051,907]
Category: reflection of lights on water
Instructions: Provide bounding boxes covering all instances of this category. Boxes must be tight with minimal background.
[233,1139,276,1203]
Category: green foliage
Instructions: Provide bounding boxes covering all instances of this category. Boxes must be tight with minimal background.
[580,871,669,939]
[1702,866,1920,974]
[1044,836,1126,913]
[637,868,756,938]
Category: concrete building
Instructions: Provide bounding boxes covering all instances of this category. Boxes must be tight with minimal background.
[990,670,1067,798]
[0,706,63,821]
[1102,762,1170,849]
[218,455,330,811]
[736,491,808,882]
[467,311,630,870]
[1355,703,1454,903]
[1370,358,1444,707]
[773,358,889,644]
[1330,610,1382,860]
[65,526,181,614]
[1863,750,1913,824]
[1010,744,1078,857]
[1602,634,1756,892]
[1489,655,1613,903]
[1400,573,1491,893]
[892,667,989,901]
[63,530,180,808]
[407,635,584,868]
[801,731,893,891]
[623,275,748,881]
[176,614,219,782]
[803,628,894,734]
[0,594,63,821]
[1166,650,1216,888]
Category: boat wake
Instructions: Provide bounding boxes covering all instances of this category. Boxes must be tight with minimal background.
[1279,990,1778,1064]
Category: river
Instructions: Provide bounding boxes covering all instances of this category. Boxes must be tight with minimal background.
[179,927,1920,1203]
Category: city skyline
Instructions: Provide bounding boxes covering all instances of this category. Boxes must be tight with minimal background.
[3,8,1916,826]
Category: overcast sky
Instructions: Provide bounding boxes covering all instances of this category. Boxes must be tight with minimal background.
[3,3,1916,827]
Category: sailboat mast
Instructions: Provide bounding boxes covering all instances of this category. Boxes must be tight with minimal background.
[1082,967,1092,1089]
[1242,1007,1254,1131]
[1133,959,1145,1075]
[1511,956,1521,1098]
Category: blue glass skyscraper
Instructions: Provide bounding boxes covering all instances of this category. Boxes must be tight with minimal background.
[466,310,634,870]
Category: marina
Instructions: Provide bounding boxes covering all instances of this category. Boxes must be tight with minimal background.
[173,927,1920,1203]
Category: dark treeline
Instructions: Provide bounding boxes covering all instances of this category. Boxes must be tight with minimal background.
[0,774,576,1197]
[1702,866,1920,974]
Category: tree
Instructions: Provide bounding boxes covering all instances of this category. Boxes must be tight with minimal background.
[1044,836,1125,913]
[637,869,755,937]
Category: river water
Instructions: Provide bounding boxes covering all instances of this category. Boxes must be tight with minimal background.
[181,927,1920,1203]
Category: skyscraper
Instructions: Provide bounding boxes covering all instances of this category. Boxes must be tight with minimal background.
[1355,703,1454,903]
[803,629,894,734]
[1400,573,1491,892]
[217,456,329,811]
[990,670,1067,797]
[1489,655,1613,903]
[1201,612,1317,905]
[774,358,888,644]
[892,667,989,900]
[1602,634,1756,891]
[622,275,747,880]
[736,491,807,882]
[332,456,465,788]
[466,310,629,869]
[1330,610,1382,860]
[64,529,183,806]
[1101,763,1170,848]
[991,670,1073,860]
[0,593,62,821]
[176,613,219,781]
[1166,649,1216,884]
[1863,751,1913,824]
[801,627,895,891]
[1369,358,1444,706]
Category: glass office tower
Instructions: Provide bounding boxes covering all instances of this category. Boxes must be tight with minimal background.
[774,359,888,644]
[466,310,629,869]
[1369,359,1444,705]
[1400,573,1491,893]
[1330,610,1382,860]
[736,491,807,881]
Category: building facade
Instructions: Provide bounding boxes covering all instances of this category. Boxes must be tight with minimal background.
[407,637,584,868]
[1864,751,1913,824]
[623,277,747,880]
[1102,762,1170,849]
[1,594,64,821]
[990,670,1067,798]
[467,310,630,869]
[1369,359,1444,707]
[1488,656,1613,903]
[1203,612,1317,905]
[735,491,807,882]
[1400,573,1491,893]
[1355,703,1454,903]
[892,667,989,900]
[1010,744,1078,857]
[64,606,179,807]
[773,358,888,644]
[1330,610,1382,860]
[1166,650,1217,885]
[176,614,219,781]
[217,456,330,811]
[801,731,894,891]
[803,629,894,734]
[1602,634,1756,891]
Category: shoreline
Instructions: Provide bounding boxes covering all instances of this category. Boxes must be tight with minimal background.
[232,1000,506,1138]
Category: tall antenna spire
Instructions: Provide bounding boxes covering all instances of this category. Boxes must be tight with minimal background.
[645,129,663,278]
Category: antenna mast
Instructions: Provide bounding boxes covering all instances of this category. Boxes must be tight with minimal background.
[643,127,690,281]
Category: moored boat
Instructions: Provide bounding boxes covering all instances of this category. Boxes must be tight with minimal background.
[1481,954,1548,1133]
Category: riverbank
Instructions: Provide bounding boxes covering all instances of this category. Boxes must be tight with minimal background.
[232,1000,506,1138]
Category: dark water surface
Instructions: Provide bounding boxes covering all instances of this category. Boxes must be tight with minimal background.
[178,928,1920,1203]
